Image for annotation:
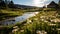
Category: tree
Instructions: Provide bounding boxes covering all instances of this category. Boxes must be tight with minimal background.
[0,0,3,1]
[0,0,6,8]
[5,0,8,8]
[8,1,14,8]
[58,0,60,6]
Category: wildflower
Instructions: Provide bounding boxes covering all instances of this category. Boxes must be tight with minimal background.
[44,20,48,22]
[27,19,32,24]
[36,30,41,34]
[44,32,47,34]
[41,30,47,34]
[54,20,57,23]
[49,24,56,26]
[41,19,44,21]
[50,20,53,22]
[12,28,19,33]
[20,30,24,32]
[50,19,57,23]
[57,28,60,31]
[36,30,47,34]
[40,16,44,18]
[13,26,18,29]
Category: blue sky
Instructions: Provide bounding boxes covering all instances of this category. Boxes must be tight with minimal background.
[13,0,59,7]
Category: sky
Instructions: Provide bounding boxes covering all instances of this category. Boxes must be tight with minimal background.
[13,0,59,7]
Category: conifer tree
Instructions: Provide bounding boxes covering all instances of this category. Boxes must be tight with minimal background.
[0,0,6,8]
[58,0,60,6]
[8,0,14,8]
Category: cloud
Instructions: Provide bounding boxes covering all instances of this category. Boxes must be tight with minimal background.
[33,0,47,7]
[33,0,58,7]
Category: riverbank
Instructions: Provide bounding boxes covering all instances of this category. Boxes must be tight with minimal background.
[0,11,39,34]
[0,12,39,26]
[0,9,27,21]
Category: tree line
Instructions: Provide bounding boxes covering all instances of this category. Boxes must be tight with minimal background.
[0,0,15,9]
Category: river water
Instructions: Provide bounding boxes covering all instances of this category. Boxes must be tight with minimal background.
[0,12,39,26]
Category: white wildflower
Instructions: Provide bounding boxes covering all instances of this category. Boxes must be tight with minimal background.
[36,30,41,34]
[49,24,56,26]
[41,19,44,21]
[44,20,48,22]
[20,30,24,32]
[12,28,19,33]
[57,28,60,31]
[13,26,18,29]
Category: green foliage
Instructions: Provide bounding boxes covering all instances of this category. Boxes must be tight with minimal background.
[0,9,60,34]
[43,8,56,11]
[0,26,13,34]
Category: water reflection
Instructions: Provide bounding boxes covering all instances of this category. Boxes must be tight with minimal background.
[0,12,39,26]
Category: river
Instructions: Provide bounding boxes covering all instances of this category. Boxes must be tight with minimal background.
[0,12,39,26]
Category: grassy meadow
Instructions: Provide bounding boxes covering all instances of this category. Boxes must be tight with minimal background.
[0,8,60,34]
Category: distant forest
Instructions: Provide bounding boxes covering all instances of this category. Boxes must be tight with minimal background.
[0,0,15,9]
